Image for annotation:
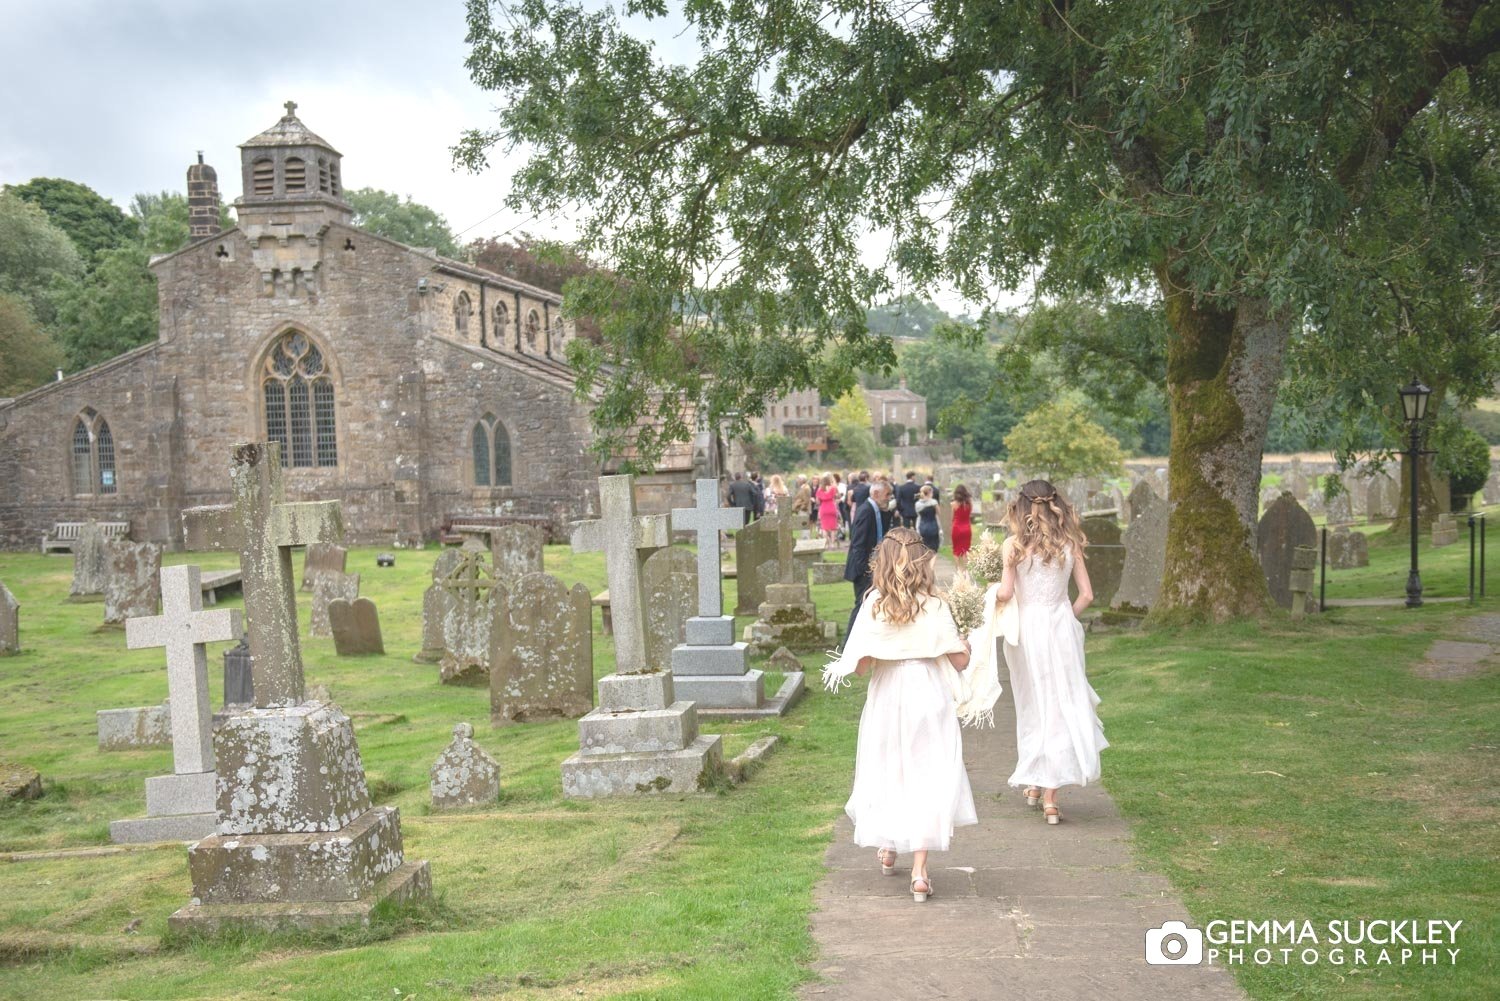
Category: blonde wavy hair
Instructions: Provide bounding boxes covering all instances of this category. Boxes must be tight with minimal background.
[869,527,938,625]
[1005,479,1088,566]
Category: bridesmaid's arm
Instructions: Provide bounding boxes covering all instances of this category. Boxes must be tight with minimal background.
[1071,545,1095,618]
[948,638,972,671]
[994,540,1018,604]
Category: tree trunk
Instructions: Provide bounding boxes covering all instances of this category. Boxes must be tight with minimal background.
[1152,276,1287,623]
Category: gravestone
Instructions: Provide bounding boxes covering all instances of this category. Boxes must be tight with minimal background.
[300,542,347,592]
[490,573,594,724]
[642,548,698,674]
[429,723,500,809]
[1,764,42,802]
[1078,511,1124,609]
[438,549,496,685]
[1326,491,1354,527]
[97,702,172,750]
[102,541,163,626]
[69,522,109,600]
[1326,527,1369,569]
[1290,546,1319,619]
[223,635,254,708]
[1367,473,1399,522]
[111,565,242,843]
[668,479,795,717]
[1484,469,1500,506]
[329,597,385,656]
[746,510,838,651]
[172,442,429,932]
[1257,492,1318,610]
[1432,513,1459,548]
[734,510,785,614]
[415,549,465,663]
[489,524,545,585]
[0,581,17,656]
[1112,482,1169,612]
[562,474,723,798]
[309,570,359,638]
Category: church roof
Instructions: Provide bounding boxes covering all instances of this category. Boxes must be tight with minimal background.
[241,101,340,153]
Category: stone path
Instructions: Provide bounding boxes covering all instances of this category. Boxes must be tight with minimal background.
[1413,613,1500,679]
[801,697,1245,1000]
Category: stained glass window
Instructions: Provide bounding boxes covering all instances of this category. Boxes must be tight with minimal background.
[262,331,336,467]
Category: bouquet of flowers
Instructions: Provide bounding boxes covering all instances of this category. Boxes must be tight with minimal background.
[942,568,986,635]
[966,531,1007,585]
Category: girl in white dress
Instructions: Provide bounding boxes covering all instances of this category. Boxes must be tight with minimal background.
[823,528,977,902]
[992,480,1108,824]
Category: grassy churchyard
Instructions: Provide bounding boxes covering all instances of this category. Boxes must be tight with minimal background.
[1,521,1497,1000]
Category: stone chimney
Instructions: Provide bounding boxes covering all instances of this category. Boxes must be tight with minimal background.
[186,152,220,239]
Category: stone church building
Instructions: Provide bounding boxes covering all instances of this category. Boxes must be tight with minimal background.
[0,103,656,550]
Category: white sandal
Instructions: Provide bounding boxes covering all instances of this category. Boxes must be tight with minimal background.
[1043,802,1062,826]
[876,848,896,876]
[1023,787,1041,808]
[911,874,932,902]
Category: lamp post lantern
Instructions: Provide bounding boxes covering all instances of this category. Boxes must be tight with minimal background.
[1400,378,1432,608]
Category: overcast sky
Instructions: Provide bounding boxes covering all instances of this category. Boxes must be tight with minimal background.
[0,0,1011,314]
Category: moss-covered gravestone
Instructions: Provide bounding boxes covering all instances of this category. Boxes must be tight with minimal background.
[172,442,429,932]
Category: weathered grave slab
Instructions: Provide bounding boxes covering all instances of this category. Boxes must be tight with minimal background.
[430,723,501,808]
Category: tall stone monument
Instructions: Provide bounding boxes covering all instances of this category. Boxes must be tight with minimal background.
[561,474,722,798]
[669,479,802,717]
[0,580,18,656]
[171,442,429,932]
[111,565,241,843]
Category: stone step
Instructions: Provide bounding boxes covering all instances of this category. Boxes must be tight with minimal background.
[168,858,431,934]
[186,805,405,905]
[577,701,700,756]
[561,734,724,799]
[672,670,765,710]
[108,811,217,844]
[670,642,751,676]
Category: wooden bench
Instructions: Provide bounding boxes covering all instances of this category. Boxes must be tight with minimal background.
[442,513,556,546]
[41,521,130,554]
[199,569,243,606]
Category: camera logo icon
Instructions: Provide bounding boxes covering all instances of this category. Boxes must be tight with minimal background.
[1145,920,1204,965]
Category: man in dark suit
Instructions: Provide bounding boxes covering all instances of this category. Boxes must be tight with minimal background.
[850,471,871,506]
[727,472,756,517]
[843,479,890,643]
[923,474,941,502]
[895,472,920,528]
[749,472,765,519]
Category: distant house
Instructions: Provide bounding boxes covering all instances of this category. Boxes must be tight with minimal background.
[863,380,928,444]
[758,388,828,455]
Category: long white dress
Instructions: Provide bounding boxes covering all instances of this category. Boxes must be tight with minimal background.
[1004,549,1108,789]
[845,602,978,852]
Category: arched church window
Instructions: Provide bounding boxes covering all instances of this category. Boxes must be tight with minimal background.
[455,292,472,337]
[472,413,512,487]
[285,157,306,193]
[262,331,337,468]
[69,409,118,496]
[525,309,540,349]
[493,301,509,341]
[252,158,274,196]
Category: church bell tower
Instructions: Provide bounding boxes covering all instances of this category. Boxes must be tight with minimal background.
[235,102,352,297]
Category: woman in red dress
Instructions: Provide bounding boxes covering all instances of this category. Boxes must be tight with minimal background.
[950,483,974,564]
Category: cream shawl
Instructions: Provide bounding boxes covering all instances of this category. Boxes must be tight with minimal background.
[822,592,970,702]
[953,583,1017,728]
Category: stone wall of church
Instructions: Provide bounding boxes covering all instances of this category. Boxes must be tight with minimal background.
[0,347,167,549]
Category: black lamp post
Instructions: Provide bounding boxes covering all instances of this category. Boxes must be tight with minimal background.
[1400,378,1432,608]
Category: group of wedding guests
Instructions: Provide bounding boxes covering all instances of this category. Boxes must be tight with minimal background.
[772,469,977,559]
[826,480,1107,903]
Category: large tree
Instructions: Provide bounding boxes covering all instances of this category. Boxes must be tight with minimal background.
[460,0,1499,621]
[0,192,83,327]
[3,178,135,263]
[345,188,461,257]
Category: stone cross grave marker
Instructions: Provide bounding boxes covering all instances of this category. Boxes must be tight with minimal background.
[570,475,671,673]
[438,549,497,685]
[671,478,744,647]
[182,441,342,707]
[773,509,800,586]
[111,565,242,842]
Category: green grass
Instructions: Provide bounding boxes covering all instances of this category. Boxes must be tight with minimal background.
[0,544,863,1000]
[1,534,1497,1000]
[1317,509,1494,601]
